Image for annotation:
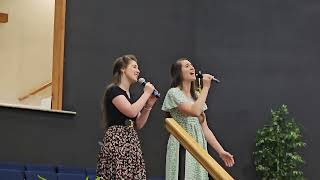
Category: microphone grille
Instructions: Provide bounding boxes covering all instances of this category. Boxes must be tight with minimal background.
[138,78,145,84]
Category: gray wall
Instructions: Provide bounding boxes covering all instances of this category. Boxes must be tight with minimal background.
[0,0,319,179]
[194,0,320,179]
[0,0,194,178]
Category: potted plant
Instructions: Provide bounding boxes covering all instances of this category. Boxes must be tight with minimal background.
[253,105,306,179]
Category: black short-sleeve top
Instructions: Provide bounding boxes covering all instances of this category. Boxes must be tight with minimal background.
[105,85,137,127]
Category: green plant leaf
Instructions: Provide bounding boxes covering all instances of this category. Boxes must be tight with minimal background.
[253,105,306,179]
[37,175,47,180]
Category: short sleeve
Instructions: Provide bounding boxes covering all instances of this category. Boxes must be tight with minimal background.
[203,103,208,111]
[161,88,189,112]
[107,86,126,101]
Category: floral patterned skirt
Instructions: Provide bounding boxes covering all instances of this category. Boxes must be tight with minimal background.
[96,125,146,180]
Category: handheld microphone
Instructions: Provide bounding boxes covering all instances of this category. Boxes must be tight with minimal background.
[138,78,161,98]
[196,70,221,83]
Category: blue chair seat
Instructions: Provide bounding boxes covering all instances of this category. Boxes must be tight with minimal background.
[25,164,56,173]
[85,167,96,175]
[57,165,85,174]
[0,169,24,180]
[88,174,98,180]
[25,171,58,180]
[57,173,86,180]
[0,162,25,171]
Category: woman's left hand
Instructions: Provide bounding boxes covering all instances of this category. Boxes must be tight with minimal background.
[219,151,235,167]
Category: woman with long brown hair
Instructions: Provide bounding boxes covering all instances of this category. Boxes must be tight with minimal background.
[97,54,157,180]
[162,58,235,180]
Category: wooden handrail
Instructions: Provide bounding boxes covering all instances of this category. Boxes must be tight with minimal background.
[18,82,52,101]
[0,13,8,23]
[165,118,234,180]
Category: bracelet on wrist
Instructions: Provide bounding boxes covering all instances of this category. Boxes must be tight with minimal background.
[143,106,152,111]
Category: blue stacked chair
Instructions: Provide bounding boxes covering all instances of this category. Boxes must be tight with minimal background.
[57,165,85,174]
[25,164,56,173]
[0,162,105,180]
[56,165,87,180]
[0,162,25,180]
[57,173,86,180]
[0,169,24,180]
[25,164,57,180]
[25,171,57,180]
[0,162,25,171]
[85,167,97,180]
[88,174,98,180]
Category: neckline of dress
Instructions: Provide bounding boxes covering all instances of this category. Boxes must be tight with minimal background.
[175,87,194,102]
[116,85,131,99]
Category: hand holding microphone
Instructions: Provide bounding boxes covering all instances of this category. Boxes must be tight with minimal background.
[196,70,220,89]
[138,78,161,98]
[143,82,155,96]
[196,70,220,83]
[202,74,216,89]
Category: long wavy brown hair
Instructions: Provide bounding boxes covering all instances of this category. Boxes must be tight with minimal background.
[101,54,138,128]
[170,58,198,100]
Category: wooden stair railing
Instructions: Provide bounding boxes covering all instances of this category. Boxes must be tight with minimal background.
[165,118,234,180]
[18,82,52,101]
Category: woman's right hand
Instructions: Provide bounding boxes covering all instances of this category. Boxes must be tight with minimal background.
[202,74,215,89]
[144,82,155,96]
[219,150,235,167]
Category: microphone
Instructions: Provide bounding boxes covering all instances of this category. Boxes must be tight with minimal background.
[196,70,221,83]
[138,78,161,98]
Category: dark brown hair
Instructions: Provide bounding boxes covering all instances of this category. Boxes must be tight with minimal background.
[170,58,197,100]
[101,54,138,128]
